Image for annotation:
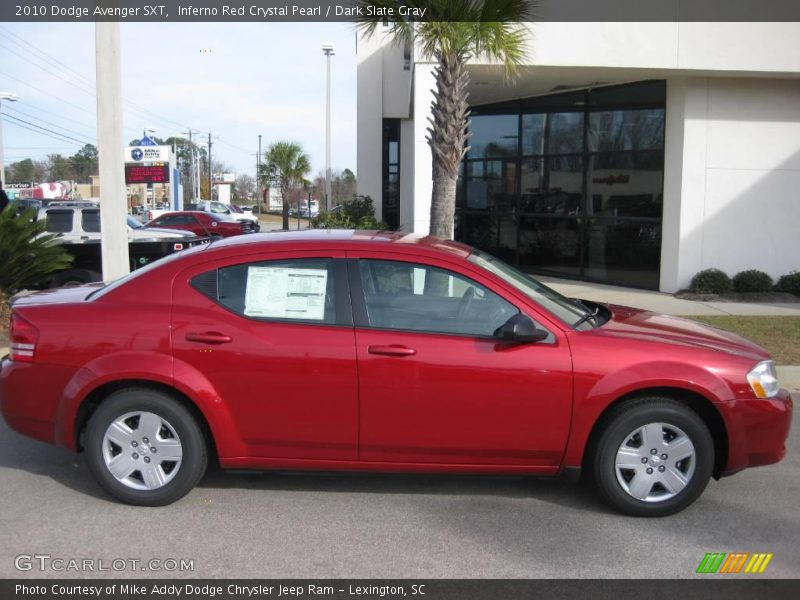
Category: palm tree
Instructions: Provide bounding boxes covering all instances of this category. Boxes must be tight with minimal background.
[359,0,532,239]
[0,208,73,293]
[263,142,311,231]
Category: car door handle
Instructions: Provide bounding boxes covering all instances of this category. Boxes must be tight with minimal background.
[185,332,233,344]
[367,345,416,357]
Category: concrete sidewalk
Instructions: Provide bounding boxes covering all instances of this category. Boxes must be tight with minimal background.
[539,276,800,317]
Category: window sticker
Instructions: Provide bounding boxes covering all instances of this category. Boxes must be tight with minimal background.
[244,267,328,320]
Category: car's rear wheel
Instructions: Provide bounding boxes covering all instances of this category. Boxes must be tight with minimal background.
[85,389,207,506]
[591,397,714,517]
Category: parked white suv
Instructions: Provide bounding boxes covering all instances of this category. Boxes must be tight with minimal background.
[39,202,198,242]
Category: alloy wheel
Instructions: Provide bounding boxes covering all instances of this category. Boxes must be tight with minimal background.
[101,411,183,491]
[614,422,696,503]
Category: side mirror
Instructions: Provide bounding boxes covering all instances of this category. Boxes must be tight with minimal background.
[495,314,549,344]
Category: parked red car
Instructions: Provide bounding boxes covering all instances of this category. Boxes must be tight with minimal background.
[144,211,253,237]
[0,231,792,515]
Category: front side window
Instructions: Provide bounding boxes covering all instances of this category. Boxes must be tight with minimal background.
[468,250,589,328]
[194,258,338,325]
[359,259,518,337]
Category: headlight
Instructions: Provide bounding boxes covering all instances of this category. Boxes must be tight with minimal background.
[746,360,780,398]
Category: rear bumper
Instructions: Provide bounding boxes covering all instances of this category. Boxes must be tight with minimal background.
[0,358,74,446]
[719,388,793,475]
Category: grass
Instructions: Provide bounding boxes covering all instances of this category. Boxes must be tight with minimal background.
[688,316,800,365]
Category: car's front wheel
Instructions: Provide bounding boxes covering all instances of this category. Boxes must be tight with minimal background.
[591,397,714,517]
[85,388,207,506]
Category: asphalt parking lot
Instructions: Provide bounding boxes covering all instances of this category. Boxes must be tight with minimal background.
[0,401,797,580]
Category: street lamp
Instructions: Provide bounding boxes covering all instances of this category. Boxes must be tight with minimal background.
[257,134,262,216]
[322,44,334,212]
[0,91,20,189]
[141,127,157,208]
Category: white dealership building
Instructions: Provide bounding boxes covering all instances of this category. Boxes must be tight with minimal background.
[356,22,800,291]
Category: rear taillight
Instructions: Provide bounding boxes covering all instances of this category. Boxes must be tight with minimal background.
[9,313,38,363]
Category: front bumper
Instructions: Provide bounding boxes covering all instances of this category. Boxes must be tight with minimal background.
[718,388,793,475]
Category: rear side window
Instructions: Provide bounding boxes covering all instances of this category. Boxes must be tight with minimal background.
[192,259,339,325]
[81,209,101,232]
[44,209,74,233]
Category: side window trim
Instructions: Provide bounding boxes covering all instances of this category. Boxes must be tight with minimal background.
[346,258,370,328]
[191,257,354,328]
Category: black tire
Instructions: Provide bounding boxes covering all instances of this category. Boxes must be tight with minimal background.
[590,397,714,517]
[85,388,207,506]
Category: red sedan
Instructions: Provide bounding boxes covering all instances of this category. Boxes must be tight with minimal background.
[144,211,251,237]
[0,231,792,515]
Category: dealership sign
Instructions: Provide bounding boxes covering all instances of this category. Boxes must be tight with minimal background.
[125,163,170,184]
[125,145,172,163]
[123,143,182,209]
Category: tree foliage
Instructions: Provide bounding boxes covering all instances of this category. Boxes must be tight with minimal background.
[5,144,99,185]
[262,141,311,230]
[0,208,73,294]
[311,195,389,230]
[358,0,532,239]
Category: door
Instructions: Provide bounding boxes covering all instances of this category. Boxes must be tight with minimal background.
[349,255,573,467]
[171,252,359,460]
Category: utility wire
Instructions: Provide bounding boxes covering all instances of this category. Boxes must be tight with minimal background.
[2,114,95,146]
[5,104,96,142]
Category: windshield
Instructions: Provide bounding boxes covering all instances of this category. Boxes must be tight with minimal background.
[468,250,592,328]
[127,215,142,229]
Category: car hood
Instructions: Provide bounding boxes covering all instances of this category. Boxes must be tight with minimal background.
[595,303,770,361]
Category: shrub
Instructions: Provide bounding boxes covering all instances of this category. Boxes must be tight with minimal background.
[310,195,390,230]
[776,271,800,296]
[0,289,10,333]
[732,270,774,293]
[0,207,73,294]
[689,268,732,294]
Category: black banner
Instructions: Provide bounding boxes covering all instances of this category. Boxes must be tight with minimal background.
[3,580,800,600]
[3,1,800,23]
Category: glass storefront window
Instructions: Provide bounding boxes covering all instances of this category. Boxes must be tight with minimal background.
[382,119,400,229]
[547,112,584,154]
[522,114,545,155]
[457,81,666,290]
[468,114,519,158]
[464,159,516,211]
[588,109,665,153]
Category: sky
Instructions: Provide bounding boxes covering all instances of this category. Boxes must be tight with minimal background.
[0,22,358,178]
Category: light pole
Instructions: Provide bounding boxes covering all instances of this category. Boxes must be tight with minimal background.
[257,134,262,215]
[0,91,19,189]
[95,22,130,280]
[322,44,334,212]
[142,127,157,207]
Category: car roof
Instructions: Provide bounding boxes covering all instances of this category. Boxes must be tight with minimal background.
[206,229,473,258]
[155,211,207,216]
